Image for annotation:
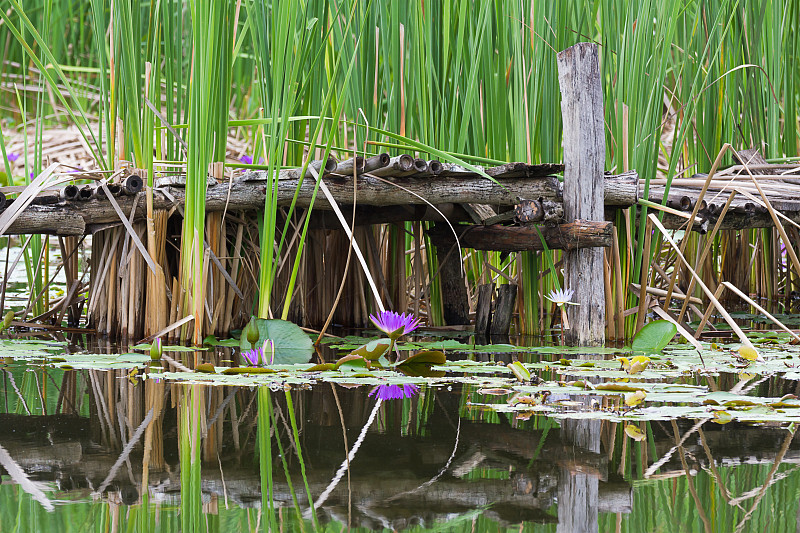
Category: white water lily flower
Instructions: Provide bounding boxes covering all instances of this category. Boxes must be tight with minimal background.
[545,288,578,307]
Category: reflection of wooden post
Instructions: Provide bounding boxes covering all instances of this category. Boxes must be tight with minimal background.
[558,419,601,533]
[557,43,606,346]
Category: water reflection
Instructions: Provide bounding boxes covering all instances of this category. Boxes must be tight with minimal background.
[1,360,800,531]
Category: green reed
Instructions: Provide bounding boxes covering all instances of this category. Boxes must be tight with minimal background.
[1,0,798,336]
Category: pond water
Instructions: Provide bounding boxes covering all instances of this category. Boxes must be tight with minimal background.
[2,332,800,532]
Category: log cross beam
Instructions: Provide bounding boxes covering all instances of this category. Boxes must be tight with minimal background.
[557,42,607,347]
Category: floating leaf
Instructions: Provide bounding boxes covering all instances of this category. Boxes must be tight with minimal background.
[628,355,651,375]
[625,390,647,408]
[349,338,392,361]
[396,364,446,378]
[196,363,216,374]
[507,361,531,382]
[624,424,646,441]
[738,345,763,362]
[304,363,336,372]
[203,336,240,347]
[632,320,677,353]
[595,383,645,392]
[221,367,277,375]
[476,388,512,396]
[396,350,446,367]
[712,410,733,424]
[239,318,314,364]
[336,354,369,371]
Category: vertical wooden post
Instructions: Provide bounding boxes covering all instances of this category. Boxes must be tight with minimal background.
[434,237,470,325]
[557,43,606,346]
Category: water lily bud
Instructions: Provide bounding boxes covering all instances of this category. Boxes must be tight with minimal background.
[2,311,14,330]
[245,318,260,345]
[150,337,163,360]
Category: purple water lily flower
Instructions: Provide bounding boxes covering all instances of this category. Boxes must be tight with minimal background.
[241,340,274,366]
[368,383,420,401]
[7,152,20,163]
[369,310,421,340]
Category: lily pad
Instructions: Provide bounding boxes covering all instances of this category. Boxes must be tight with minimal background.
[349,338,392,361]
[239,318,314,364]
[397,350,446,367]
[632,320,677,354]
[336,354,369,371]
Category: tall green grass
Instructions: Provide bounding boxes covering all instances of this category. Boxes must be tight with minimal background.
[0,0,797,336]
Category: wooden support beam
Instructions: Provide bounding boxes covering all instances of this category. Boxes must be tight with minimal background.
[558,43,606,347]
[426,220,612,252]
[0,168,639,236]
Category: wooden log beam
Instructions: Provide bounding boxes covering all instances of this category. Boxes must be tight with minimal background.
[2,204,86,235]
[426,220,612,252]
[558,42,606,347]
[659,210,800,231]
[1,170,638,235]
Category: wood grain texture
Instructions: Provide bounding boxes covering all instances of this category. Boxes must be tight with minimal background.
[558,43,606,347]
[426,220,612,252]
[3,170,640,235]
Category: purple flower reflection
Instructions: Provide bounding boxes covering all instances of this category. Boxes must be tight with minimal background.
[368,383,420,401]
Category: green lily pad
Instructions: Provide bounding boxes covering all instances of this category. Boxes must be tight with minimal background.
[336,354,369,371]
[221,367,278,375]
[508,361,531,382]
[239,318,314,364]
[349,338,392,360]
[396,350,446,368]
[632,320,677,354]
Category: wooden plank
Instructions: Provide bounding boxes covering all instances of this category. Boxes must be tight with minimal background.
[557,42,606,347]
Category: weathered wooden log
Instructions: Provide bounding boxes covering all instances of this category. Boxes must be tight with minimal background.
[434,235,471,326]
[77,185,94,201]
[0,168,637,235]
[368,154,415,176]
[332,156,364,176]
[475,283,494,336]
[490,284,517,336]
[362,152,391,173]
[123,174,144,194]
[213,172,567,208]
[60,184,80,201]
[514,199,564,224]
[427,220,612,253]
[2,204,86,235]
[558,42,606,346]
[397,158,429,177]
[603,170,639,206]
[658,210,800,231]
[95,183,121,199]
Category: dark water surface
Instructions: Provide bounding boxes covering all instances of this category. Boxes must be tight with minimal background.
[1,335,799,532]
